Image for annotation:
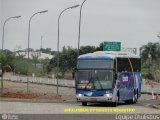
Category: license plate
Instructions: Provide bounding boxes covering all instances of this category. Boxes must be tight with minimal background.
[90,98,97,101]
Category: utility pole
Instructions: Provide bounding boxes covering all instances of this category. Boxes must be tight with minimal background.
[40,36,43,50]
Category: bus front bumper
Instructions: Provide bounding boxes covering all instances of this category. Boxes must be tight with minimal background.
[76,94,115,102]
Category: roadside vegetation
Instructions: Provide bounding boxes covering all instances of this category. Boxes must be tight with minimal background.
[140,42,160,81]
[0,41,160,82]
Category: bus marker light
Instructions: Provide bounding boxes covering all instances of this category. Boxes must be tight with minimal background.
[104,93,112,97]
[77,94,83,97]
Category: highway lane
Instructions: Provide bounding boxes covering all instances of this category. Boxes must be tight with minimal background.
[0,100,159,114]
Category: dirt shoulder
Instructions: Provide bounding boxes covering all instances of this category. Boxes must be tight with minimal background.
[0,80,76,101]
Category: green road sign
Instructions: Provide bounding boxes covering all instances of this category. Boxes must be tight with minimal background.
[103,41,121,51]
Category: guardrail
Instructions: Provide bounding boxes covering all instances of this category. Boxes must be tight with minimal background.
[3,75,75,88]
[141,79,160,95]
[3,75,160,94]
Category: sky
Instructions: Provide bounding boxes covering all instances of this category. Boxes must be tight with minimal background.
[0,0,160,52]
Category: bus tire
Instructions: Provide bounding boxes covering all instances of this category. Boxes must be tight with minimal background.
[135,89,138,103]
[132,90,137,104]
[113,95,118,107]
[113,101,117,107]
[82,102,87,106]
[125,100,130,104]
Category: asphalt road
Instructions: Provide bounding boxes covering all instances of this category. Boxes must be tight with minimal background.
[138,99,160,106]
[0,100,159,114]
[0,100,160,120]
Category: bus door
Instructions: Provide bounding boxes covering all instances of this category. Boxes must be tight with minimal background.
[118,72,134,101]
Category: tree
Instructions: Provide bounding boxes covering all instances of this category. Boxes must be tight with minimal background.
[0,51,7,66]
[140,42,160,65]
[96,42,103,51]
[47,45,97,78]
[0,50,14,93]
[40,48,52,54]
[79,45,96,55]
[0,50,13,69]
[140,42,160,80]
[31,53,40,67]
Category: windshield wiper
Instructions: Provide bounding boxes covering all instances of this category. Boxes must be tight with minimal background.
[84,73,104,90]
[96,76,104,90]
[84,75,94,89]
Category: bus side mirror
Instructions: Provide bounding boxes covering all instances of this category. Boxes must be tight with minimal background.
[115,75,117,82]
[74,67,77,71]
[114,73,117,83]
[72,68,77,79]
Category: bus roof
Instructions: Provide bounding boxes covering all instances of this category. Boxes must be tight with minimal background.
[78,51,140,59]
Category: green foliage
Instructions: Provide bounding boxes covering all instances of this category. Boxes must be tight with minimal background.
[47,42,160,80]
[79,45,96,55]
[40,58,50,73]
[140,42,160,63]
[0,44,103,77]
[11,50,51,76]
[12,58,44,76]
[140,42,160,80]
[0,51,7,66]
[47,46,77,77]
[96,42,103,51]
[12,58,28,74]
[0,50,13,70]
[39,48,57,55]
[31,53,39,67]
[47,45,98,78]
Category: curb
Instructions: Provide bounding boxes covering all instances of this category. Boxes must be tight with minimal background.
[141,92,160,95]
[151,104,160,109]
[0,98,76,103]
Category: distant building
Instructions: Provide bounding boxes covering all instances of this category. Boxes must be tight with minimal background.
[15,51,54,60]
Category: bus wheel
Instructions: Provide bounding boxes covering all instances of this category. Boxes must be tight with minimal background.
[125,100,130,104]
[134,90,138,103]
[132,91,137,104]
[82,102,87,106]
[113,101,117,107]
[113,96,118,107]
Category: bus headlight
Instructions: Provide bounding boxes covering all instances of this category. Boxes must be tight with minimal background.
[104,93,112,97]
[77,94,83,97]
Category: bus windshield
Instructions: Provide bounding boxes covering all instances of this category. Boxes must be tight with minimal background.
[77,70,113,90]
